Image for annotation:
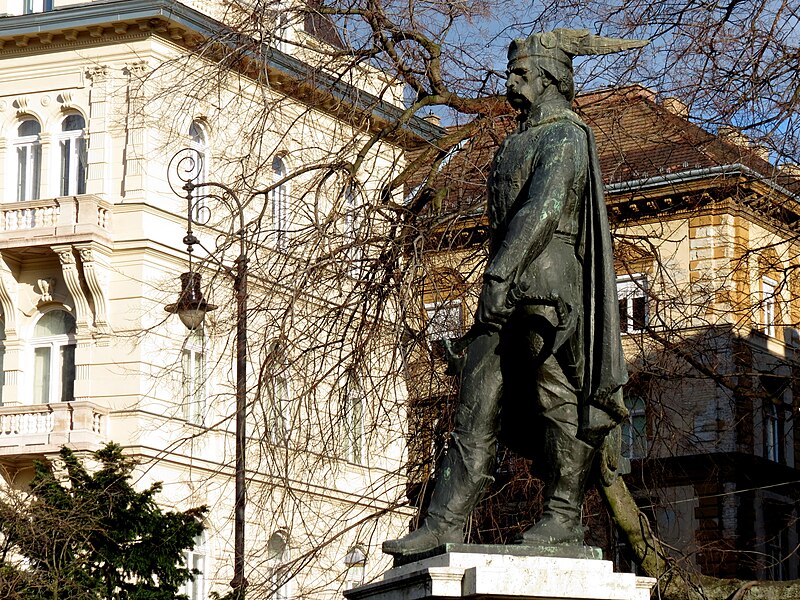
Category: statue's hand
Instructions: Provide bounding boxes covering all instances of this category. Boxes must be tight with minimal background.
[476,275,513,330]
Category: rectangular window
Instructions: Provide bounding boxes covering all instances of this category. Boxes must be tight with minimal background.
[425,301,464,360]
[183,550,205,600]
[23,0,52,13]
[60,344,75,402]
[765,402,783,463]
[182,347,205,424]
[622,395,647,459]
[16,144,41,201]
[33,347,51,405]
[343,395,364,464]
[617,275,647,333]
[270,376,290,444]
[762,276,777,337]
[32,343,74,404]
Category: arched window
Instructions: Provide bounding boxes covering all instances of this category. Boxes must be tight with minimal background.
[270,156,290,250]
[32,310,76,404]
[182,328,206,424]
[183,532,207,600]
[267,531,291,600]
[59,114,87,196]
[344,547,366,590]
[16,118,42,201]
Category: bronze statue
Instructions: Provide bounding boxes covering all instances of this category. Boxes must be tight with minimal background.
[384,29,648,557]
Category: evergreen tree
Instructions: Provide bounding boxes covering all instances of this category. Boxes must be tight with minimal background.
[0,443,207,600]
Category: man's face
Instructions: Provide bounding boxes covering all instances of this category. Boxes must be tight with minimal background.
[505,58,540,111]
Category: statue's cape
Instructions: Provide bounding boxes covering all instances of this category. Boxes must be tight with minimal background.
[565,112,629,431]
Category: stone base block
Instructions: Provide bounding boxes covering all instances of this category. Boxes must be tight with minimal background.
[346,545,656,600]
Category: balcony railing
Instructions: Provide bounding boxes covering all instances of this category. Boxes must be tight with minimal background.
[0,195,112,248]
[0,401,109,459]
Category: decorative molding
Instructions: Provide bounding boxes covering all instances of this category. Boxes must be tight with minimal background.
[36,277,56,304]
[124,60,148,78]
[52,245,92,331]
[0,252,18,339]
[58,90,74,110]
[13,95,29,111]
[86,66,110,83]
[75,243,111,334]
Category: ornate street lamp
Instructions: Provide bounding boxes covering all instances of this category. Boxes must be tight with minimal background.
[165,271,217,330]
[166,150,249,595]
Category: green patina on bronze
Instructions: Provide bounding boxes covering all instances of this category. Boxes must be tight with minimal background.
[384,29,648,560]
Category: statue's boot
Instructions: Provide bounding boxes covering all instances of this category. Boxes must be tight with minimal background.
[383,432,493,557]
[517,420,595,546]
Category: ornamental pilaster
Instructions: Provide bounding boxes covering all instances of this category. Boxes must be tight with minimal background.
[123,60,149,199]
[85,66,112,197]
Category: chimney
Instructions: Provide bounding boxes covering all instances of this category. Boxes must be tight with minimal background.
[718,126,770,162]
[662,97,689,119]
[422,112,441,127]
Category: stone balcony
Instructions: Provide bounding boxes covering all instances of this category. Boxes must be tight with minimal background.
[0,401,109,465]
[0,195,112,253]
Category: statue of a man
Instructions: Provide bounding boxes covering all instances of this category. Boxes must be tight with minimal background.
[384,29,647,557]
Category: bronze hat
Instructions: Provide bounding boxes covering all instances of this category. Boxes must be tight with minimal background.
[508,28,649,70]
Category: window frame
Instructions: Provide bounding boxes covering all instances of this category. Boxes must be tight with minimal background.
[343,547,366,590]
[182,329,206,424]
[762,275,777,337]
[267,343,291,445]
[31,310,76,405]
[23,0,53,14]
[270,156,290,251]
[15,118,43,202]
[340,372,365,464]
[58,113,88,196]
[617,274,648,334]
[182,532,207,600]
[622,394,647,459]
[267,531,291,600]
[764,401,783,463]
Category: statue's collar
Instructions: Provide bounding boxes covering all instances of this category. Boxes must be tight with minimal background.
[517,101,574,131]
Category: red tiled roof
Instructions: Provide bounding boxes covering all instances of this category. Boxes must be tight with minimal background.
[417,85,799,218]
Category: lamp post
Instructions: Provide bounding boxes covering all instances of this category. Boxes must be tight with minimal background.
[166,150,249,595]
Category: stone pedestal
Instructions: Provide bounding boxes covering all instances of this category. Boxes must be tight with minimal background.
[345,545,656,600]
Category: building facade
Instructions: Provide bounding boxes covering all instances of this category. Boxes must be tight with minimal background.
[0,1,439,597]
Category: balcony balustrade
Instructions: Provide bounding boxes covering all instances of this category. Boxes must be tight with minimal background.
[0,401,109,461]
[0,195,112,250]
